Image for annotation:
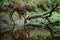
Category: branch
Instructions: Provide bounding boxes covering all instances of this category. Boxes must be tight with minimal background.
[25,23,55,38]
[27,10,51,20]
[25,24,44,27]
[27,3,59,20]
[55,7,60,13]
[26,3,59,22]
[25,3,59,38]
[45,25,55,38]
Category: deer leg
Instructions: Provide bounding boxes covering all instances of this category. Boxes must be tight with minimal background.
[45,25,55,38]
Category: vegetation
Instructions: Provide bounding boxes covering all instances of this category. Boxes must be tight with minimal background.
[0,0,60,40]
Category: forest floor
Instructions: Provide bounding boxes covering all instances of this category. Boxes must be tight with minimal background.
[0,15,60,40]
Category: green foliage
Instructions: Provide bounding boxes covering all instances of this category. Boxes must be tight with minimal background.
[1,0,60,40]
[0,0,10,6]
[30,30,51,40]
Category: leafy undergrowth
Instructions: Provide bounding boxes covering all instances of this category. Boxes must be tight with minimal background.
[1,11,60,40]
[29,27,60,40]
[29,28,51,40]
